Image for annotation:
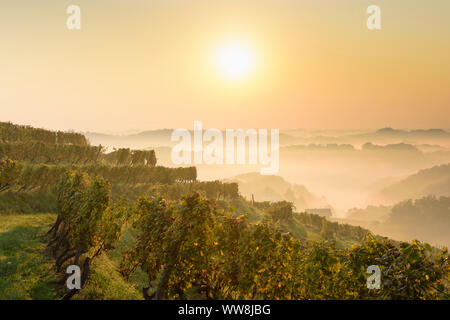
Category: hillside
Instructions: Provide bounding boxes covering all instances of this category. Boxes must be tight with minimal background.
[225,172,328,212]
[380,196,450,247]
[85,127,450,150]
[344,196,450,247]
[378,163,450,203]
[1,122,448,300]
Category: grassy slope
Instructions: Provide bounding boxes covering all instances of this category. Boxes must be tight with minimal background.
[73,252,142,300]
[0,213,142,300]
[75,227,144,300]
[0,213,58,299]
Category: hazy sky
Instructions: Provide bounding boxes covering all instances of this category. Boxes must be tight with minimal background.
[1,0,449,132]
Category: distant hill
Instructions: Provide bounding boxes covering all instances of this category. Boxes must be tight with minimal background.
[346,204,392,223]
[225,172,329,212]
[284,128,450,147]
[379,196,450,247]
[344,128,450,146]
[378,163,450,203]
[86,127,450,151]
[362,142,419,152]
[86,129,303,149]
[343,195,450,247]
[416,144,450,153]
[85,130,174,149]
[376,127,449,137]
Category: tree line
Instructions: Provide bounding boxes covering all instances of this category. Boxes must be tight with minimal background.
[0,158,197,194]
[252,200,368,242]
[0,143,160,167]
[295,211,368,242]
[0,141,104,165]
[103,148,157,167]
[0,123,159,168]
[148,180,239,201]
[0,121,88,145]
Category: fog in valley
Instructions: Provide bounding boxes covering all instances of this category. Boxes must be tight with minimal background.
[85,127,450,247]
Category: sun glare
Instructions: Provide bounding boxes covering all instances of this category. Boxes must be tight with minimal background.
[215,41,256,80]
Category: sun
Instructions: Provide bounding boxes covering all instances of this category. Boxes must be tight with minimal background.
[214,41,256,80]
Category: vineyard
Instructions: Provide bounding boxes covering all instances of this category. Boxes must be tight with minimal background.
[0,122,449,300]
[119,193,449,299]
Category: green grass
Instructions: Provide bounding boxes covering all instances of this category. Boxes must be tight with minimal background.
[74,253,143,300]
[284,217,308,239]
[0,191,57,214]
[218,198,263,223]
[0,213,143,300]
[0,213,58,299]
[75,226,144,300]
[107,227,148,293]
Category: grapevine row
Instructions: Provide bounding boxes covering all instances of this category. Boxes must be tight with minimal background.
[48,171,130,299]
[0,121,88,145]
[121,192,450,300]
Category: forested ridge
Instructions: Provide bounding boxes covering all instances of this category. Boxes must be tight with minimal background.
[0,122,448,300]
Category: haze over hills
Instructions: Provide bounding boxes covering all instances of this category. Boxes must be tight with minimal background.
[52,124,450,245]
[374,163,450,204]
[85,129,175,150]
[340,163,450,247]
[85,130,322,149]
[344,195,450,247]
[85,127,450,150]
[85,127,450,217]
[225,172,329,212]
[2,0,450,301]
[284,128,450,147]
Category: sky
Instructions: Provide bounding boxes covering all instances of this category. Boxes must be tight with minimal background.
[1,0,449,133]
